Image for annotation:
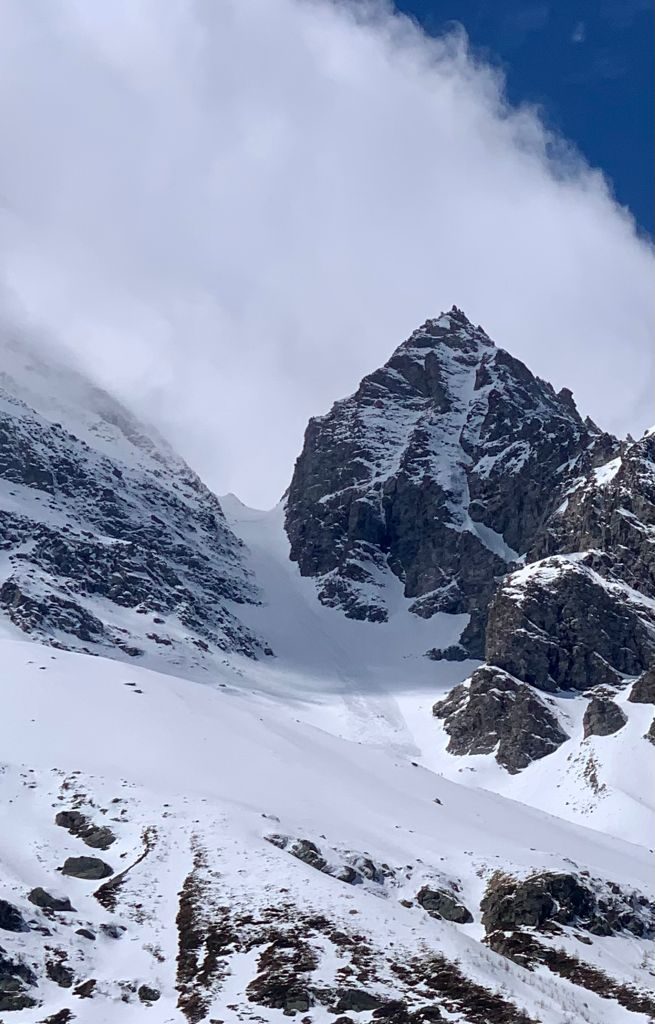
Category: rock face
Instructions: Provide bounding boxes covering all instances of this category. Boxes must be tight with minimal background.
[629,667,655,704]
[481,871,654,939]
[432,665,568,772]
[433,424,655,771]
[583,696,627,738]
[0,336,266,666]
[532,431,655,599]
[484,556,655,693]
[285,308,613,646]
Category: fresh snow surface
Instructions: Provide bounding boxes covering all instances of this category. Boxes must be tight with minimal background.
[1,638,653,1024]
[594,457,623,487]
[0,488,653,1023]
[221,499,654,846]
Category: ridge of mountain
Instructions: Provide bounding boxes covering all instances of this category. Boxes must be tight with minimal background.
[0,334,268,671]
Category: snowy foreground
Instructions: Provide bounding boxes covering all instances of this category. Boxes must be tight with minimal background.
[0,501,653,1023]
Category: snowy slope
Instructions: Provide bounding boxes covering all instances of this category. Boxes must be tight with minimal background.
[222,498,654,847]
[0,638,653,1023]
[0,317,653,1024]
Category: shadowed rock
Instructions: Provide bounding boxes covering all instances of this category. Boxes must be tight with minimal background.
[433,665,568,773]
[61,857,113,880]
[629,667,655,704]
[416,887,473,924]
[484,557,655,692]
[28,887,75,912]
[583,696,627,738]
[0,899,29,933]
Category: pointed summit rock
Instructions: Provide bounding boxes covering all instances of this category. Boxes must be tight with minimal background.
[285,309,616,651]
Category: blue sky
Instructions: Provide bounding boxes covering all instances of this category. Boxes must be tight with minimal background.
[396,0,654,235]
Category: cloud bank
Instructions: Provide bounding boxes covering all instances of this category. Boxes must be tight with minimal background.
[0,0,651,505]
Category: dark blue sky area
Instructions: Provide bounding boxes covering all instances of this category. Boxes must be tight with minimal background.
[395,0,653,235]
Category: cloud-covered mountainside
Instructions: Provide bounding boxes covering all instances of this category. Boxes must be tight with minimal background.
[0,312,653,1023]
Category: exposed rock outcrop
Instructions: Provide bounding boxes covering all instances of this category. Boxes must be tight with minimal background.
[484,556,655,693]
[629,666,655,704]
[532,431,655,599]
[481,871,654,938]
[0,948,37,1011]
[583,696,627,738]
[432,666,568,772]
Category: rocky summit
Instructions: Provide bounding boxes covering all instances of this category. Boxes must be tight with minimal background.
[0,311,652,1024]
[286,307,616,653]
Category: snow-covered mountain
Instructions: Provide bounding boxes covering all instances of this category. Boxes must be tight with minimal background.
[0,333,268,671]
[285,307,617,653]
[0,313,653,1024]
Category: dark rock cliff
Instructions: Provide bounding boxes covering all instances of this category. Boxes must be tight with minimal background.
[285,307,615,652]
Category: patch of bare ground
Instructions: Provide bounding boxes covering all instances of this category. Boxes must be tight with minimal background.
[175,841,238,1023]
[392,955,537,1024]
[487,931,655,1017]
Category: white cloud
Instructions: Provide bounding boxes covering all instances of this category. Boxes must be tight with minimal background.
[0,0,651,505]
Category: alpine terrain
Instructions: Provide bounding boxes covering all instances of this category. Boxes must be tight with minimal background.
[0,309,653,1024]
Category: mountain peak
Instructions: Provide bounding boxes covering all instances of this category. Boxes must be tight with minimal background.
[398,307,492,363]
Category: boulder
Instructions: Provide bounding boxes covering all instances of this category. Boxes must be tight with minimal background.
[138,984,161,1003]
[99,922,125,939]
[416,887,473,924]
[55,810,116,850]
[583,696,627,738]
[61,856,113,880]
[288,839,327,872]
[28,887,75,912]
